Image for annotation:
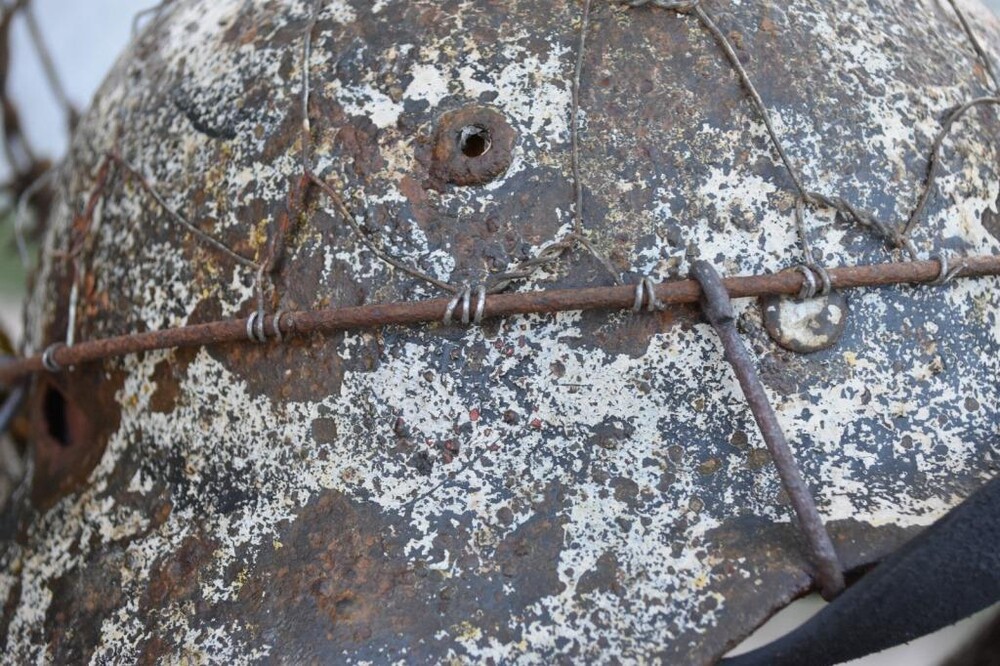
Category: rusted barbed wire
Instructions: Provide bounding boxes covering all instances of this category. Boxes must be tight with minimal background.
[3,253,998,386]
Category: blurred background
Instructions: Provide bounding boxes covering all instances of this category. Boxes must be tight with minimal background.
[0,0,136,342]
[0,1,997,664]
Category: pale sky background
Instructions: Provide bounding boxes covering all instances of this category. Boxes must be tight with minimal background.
[2,1,998,663]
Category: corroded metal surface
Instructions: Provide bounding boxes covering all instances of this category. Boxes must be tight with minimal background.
[2,0,1000,662]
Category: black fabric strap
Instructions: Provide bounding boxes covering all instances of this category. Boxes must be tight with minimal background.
[723,476,1000,666]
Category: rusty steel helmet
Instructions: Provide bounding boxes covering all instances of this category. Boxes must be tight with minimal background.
[2,0,1000,662]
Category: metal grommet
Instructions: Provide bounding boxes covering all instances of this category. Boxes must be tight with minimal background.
[472,286,487,325]
[796,264,818,300]
[272,310,287,342]
[42,343,65,373]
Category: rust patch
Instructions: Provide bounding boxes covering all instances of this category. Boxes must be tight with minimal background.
[212,486,568,661]
[577,550,625,597]
[141,534,219,612]
[30,368,124,509]
[337,121,387,179]
[148,359,182,414]
[43,558,125,664]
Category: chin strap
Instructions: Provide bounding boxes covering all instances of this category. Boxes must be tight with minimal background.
[722,475,1000,666]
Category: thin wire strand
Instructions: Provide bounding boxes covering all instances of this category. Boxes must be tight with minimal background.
[307,170,459,294]
[131,0,171,38]
[903,96,1000,239]
[570,0,623,284]
[794,196,814,263]
[301,1,319,171]
[13,166,55,268]
[109,152,258,269]
[694,4,808,199]
[250,3,323,326]
[946,0,999,92]
[658,3,918,258]
[572,0,592,239]
[65,281,78,347]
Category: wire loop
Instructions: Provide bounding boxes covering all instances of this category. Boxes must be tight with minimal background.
[41,343,65,373]
[246,311,267,343]
[633,277,661,313]
[796,265,818,300]
[473,285,487,325]
[794,264,832,300]
[272,310,288,342]
[443,286,487,326]
[930,252,964,286]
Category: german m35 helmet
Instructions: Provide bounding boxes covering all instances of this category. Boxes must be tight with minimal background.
[2,0,999,662]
